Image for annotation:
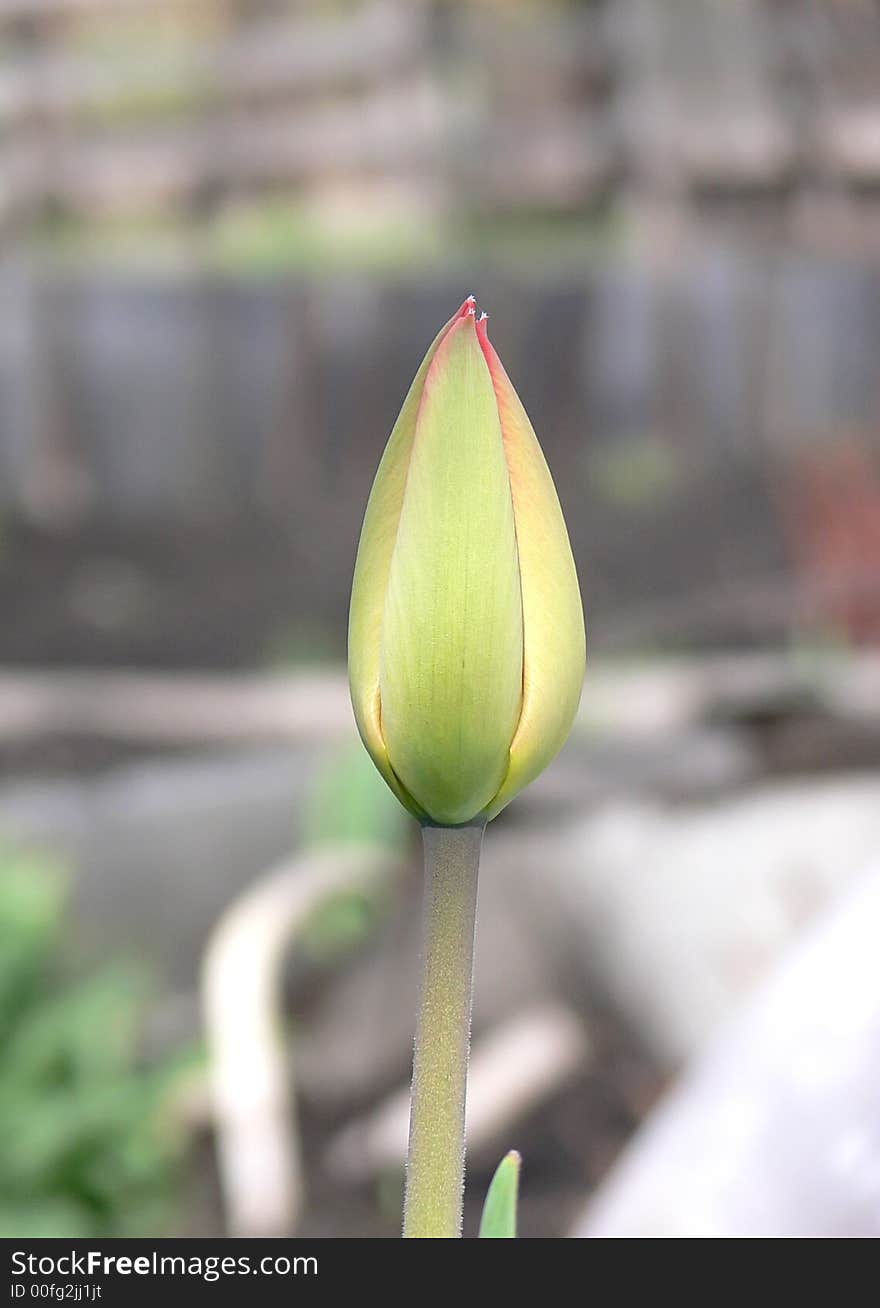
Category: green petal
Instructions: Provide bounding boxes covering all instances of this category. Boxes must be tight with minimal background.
[478,324,585,821]
[348,307,465,817]
[379,312,524,825]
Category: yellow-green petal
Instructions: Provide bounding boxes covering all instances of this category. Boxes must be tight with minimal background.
[379,313,524,825]
[348,308,463,817]
[479,328,585,820]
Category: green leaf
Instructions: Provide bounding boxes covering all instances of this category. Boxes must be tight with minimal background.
[478,1150,520,1238]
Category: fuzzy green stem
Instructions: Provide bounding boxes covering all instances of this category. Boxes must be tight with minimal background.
[402,821,484,1238]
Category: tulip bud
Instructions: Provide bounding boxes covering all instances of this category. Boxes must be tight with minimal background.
[348,297,585,826]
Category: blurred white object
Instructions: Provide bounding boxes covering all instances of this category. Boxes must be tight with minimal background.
[326,1002,589,1182]
[572,861,880,1238]
[541,777,880,1061]
[202,844,399,1238]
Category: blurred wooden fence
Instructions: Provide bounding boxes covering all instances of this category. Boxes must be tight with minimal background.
[2,0,880,655]
[2,257,880,654]
[0,0,879,238]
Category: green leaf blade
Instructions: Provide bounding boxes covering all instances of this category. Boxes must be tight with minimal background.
[478,1150,521,1238]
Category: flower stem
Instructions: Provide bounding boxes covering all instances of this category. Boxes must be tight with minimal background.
[402,820,484,1238]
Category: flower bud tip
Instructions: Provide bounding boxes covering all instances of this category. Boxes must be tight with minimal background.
[475,311,490,347]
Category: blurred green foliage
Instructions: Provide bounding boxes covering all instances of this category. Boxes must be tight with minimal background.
[304,742,408,854]
[590,434,687,510]
[299,743,410,962]
[33,198,620,277]
[262,620,342,671]
[0,846,190,1238]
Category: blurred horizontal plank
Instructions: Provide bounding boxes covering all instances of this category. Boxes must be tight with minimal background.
[1,652,879,749]
[0,0,175,15]
[815,107,880,182]
[0,0,879,228]
[0,668,356,744]
[0,5,426,125]
[0,92,442,218]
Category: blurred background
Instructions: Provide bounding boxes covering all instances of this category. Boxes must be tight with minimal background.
[1,0,880,1239]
